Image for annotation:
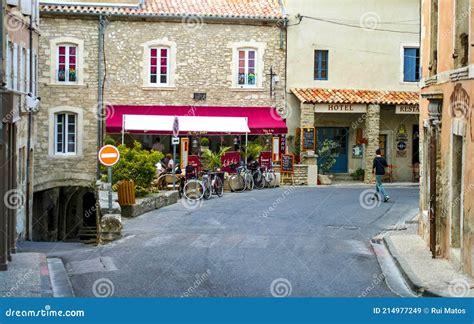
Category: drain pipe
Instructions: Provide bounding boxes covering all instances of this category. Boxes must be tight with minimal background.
[97,15,105,179]
[25,14,34,241]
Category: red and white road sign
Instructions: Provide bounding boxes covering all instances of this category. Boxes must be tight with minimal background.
[98,145,120,167]
[172,116,179,137]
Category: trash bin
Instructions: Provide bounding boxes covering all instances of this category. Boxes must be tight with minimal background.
[117,180,136,205]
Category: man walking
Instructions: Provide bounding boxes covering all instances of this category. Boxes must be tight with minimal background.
[372,149,390,202]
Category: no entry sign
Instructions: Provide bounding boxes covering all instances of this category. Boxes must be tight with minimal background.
[98,145,120,167]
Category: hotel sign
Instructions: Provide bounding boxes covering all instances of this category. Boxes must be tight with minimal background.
[315,104,367,113]
[396,105,419,114]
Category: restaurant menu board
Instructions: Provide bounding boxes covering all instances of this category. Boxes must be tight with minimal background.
[259,151,273,169]
[281,154,294,174]
[302,128,315,151]
[221,151,241,173]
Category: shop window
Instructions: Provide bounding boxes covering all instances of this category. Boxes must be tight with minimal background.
[314,50,328,80]
[54,113,77,154]
[454,0,469,68]
[403,47,420,82]
[57,44,77,83]
[149,47,169,85]
[237,49,257,87]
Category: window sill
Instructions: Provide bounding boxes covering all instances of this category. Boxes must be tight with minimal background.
[46,83,87,88]
[230,87,265,92]
[142,86,177,91]
[48,153,83,159]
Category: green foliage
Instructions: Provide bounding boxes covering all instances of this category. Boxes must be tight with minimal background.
[200,137,210,147]
[350,168,365,179]
[101,141,163,196]
[317,139,341,174]
[242,141,264,161]
[104,136,116,146]
[201,147,231,170]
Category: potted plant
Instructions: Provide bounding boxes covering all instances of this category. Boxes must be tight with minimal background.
[241,141,264,162]
[201,147,231,170]
[200,137,210,152]
[350,168,365,181]
[316,139,340,185]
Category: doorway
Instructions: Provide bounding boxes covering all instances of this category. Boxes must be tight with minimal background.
[451,134,463,248]
[317,127,349,173]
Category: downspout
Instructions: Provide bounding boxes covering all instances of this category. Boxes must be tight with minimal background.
[97,15,105,179]
[25,13,33,241]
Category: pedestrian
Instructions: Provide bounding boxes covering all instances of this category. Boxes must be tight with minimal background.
[372,148,390,202]
[152,137,165,152]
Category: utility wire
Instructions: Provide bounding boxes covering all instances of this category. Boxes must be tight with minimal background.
[299,15,419,34]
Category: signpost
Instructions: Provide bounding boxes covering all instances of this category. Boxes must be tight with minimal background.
[98,145,120,210]
[172,117,179,190]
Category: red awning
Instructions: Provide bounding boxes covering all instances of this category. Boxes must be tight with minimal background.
[106,105,287,135]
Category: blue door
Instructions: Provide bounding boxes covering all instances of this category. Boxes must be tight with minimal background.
[317,127,349,173]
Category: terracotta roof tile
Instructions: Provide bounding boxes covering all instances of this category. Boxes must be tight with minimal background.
[40,0,283,19]
[291,88,420,105]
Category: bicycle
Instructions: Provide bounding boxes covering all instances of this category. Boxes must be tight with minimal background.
[261,165,276,188]
[201,169,224,199]
[182,165,204,200]
[248,160,265,190]
[229,163,254,192]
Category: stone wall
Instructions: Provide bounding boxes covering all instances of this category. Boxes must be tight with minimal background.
[34,17,99,192]
[364,104,380,183]
[274,165,308,185]
[103,19,286,110]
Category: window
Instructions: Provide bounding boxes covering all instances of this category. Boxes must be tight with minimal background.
[57,45,77,83]
[54,113,76,154]
[314,50,328,80]
[149,47,169,85]
[237,49,257,86]
[6,40,12,89]
[20,47,26,92]
[403,47,420,82]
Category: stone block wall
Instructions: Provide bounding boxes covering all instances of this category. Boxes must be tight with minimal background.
[34,17,99,192]
[364,104,380,183]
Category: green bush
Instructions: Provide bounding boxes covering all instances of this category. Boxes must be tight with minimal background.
[101,141,163,196]
[200,137,210,147]
[242,141,264,161]
[104,136,116,146]
[350,168,365,179]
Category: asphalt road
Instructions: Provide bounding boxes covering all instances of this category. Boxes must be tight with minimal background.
[22,186,419,297]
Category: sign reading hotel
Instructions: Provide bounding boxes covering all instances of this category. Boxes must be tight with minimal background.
[315,104,367,113]
[396,105,419,114]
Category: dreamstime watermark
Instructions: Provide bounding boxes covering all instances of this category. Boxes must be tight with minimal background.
[359,189,381,210]
[270,278,292,298]
[448,278,471,297]
[181,269,211,297]
[181,197,204,211]
[359,273,385,297]
[182,15,204,32]
[92,102,115,122]
[351,113,367,129]
[261,185,296,217]
[4,189,26,210]
[3,270,35,297]
[359,12,381,31]
[4,15,23,33]
[440,183,474,218]
[92,278,115,297]
[271,106,292,121]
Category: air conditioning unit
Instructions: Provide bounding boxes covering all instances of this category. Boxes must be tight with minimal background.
[6,0,19,7]
[20,0,32,16]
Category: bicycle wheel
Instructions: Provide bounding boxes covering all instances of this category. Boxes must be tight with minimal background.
[245,172,254,191]
[265,171,276,188]
[229,174,246,192]
[253,170,265,190]
[203,178,212,200]
[183,179,204,200]
[214,176,224,197]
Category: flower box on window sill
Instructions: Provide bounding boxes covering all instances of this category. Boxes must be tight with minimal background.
[142,86,177,91]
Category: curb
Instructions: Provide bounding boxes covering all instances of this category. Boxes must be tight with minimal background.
[383,235,443,297]
[47,258,75,297]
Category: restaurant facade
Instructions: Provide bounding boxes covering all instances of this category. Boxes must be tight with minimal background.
[34,0,286,241]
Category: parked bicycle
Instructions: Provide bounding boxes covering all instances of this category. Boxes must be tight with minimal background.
[229,163,254,192]
[182,165,204,200]
[201,169,224,199]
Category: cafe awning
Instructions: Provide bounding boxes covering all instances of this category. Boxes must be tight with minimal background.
[106,105,287,135]
[123,115,250,134]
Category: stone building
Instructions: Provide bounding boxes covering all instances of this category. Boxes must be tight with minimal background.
[419,0,474,276]
[34,0,286,241]
[285,0,420,183]
[0,0,40,270]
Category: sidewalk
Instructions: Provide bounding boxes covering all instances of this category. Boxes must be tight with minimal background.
[0,252,52,297]
[381,219,474,297]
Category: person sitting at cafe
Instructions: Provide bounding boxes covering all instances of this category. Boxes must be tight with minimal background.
[152,137,165,152]
[161,153,175,172]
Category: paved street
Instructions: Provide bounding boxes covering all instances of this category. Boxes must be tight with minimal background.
[21,186,419,297]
